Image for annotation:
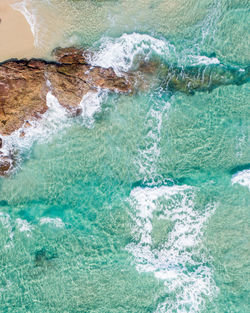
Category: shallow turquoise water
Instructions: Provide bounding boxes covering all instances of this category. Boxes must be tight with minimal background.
[1,0,250,312]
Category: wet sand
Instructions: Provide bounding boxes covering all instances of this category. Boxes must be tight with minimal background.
[0,0,37,62]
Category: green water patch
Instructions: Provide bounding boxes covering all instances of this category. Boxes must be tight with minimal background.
[48,0,216,49]
[206,6,250,65]
[135,52,249,95]
[0,175,165,312]
[159,83,250,181]
[159,63,249,94]
[204,180,250,313]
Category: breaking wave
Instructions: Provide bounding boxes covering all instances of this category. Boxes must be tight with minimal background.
[127,185,217,313]
[89,33,221,74]
[231,169,250,191]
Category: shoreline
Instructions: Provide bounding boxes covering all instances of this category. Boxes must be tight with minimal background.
[0,0,37,62]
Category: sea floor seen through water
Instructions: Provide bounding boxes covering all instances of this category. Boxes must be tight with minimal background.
[0,0,249,312]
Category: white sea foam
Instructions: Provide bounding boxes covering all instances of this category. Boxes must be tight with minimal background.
[40,217,65,228]
[79,89,108,128]
[199,0,222,45]
[11,0,53,46]
[16,218,33,236]
[135,91,170,185]
[1,91,70,164]
[191,55,220,65]
[0,213,34,247]
[231,170,250,190]
[0,87,108,172]
[90,32,223,75]
[126,185,217,313]
[90,33,176,74]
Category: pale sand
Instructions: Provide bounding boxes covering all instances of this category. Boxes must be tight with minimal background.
[0,0,37,62]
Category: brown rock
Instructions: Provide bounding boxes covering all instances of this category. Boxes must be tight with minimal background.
[0,47,133,136]
[0,155,12,176]
[53,47,89,64]
[0,59,49,135]
[0,47,134,176]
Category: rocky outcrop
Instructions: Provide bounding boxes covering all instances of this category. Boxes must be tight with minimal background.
[0,46,249,176]
[0,47,133,136]
[0,47,134,175]
[0,60,48,136]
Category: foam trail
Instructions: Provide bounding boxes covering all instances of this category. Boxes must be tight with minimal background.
[127,185,217,313]
[231,170,250,191]
[235,124,247,158]
[199,0,222,45]
[135,90,170,185]
[0,212,14,248]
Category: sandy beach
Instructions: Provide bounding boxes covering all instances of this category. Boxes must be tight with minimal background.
[0,0,37,62]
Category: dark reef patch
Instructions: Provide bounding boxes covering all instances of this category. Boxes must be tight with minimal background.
[34,248,58,267]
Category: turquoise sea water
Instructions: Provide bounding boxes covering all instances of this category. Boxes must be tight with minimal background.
[1,0,250,312]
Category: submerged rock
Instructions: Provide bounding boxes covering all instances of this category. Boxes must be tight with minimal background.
[34,247,58,267]
[162,64,249,94]
[136,59,250,95]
